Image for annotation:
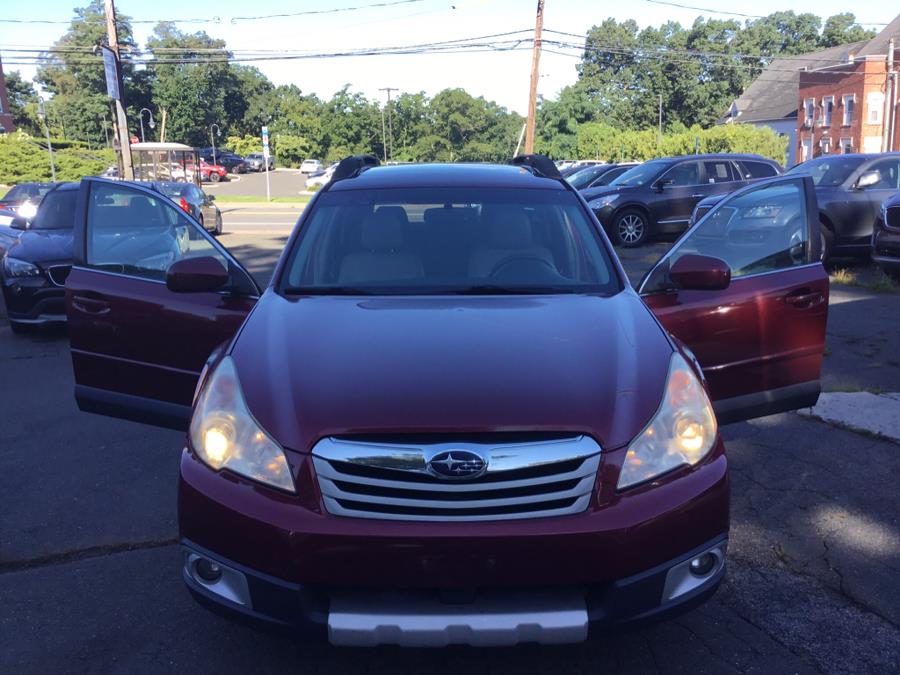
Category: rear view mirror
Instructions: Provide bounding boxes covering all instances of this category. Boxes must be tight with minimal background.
[670,254,731,291]
[855,171,880,189]
[654,178,674,192]
[166,256,229,293]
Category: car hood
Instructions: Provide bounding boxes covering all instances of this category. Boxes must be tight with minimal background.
[581,184,637,202]
[6,229,73,265]
[230,291,673,454]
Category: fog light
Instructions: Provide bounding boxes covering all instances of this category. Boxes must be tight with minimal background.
[689,553,717,577]
[194,558,223,583]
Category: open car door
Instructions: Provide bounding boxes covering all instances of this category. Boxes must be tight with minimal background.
[67,178,260,430]
[638,176,828,424]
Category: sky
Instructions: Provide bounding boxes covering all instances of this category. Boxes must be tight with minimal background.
[1,0,896,114]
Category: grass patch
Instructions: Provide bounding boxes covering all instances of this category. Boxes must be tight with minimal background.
[214,195,311,204]
[864,272,900,294]
[825,384,887,394]
[829,268,859,286]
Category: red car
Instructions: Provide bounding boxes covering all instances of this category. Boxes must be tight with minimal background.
[63,155,828,646]
[182,160,228,183]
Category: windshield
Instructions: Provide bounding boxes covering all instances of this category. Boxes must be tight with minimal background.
[566,166,605,189]
[609,161,666,187]
[156,183,192,198]
[4,184,55,202]
[281,187,620,295]
[31,189,77,230]
[786,157,864,186]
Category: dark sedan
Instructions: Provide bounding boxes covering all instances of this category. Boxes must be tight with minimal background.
[692,153,900,261]
[151,182,223,235]
[872,192,900,280]
[0,182,61,220]
[1,183,77,332]
[584,154,782,247]
[200,151,247,174]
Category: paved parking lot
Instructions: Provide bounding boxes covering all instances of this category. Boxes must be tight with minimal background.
[1,213,898,674]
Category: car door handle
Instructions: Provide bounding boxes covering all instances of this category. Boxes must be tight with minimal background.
[71,294,111,316]
[783,288,824,309]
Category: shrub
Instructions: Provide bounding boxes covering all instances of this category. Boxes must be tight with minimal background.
[0,131,114,184]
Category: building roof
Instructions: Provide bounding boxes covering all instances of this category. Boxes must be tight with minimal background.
[856,14,900,58]
[720,41,867,124]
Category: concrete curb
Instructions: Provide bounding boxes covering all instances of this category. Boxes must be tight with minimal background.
[797,392,900,444]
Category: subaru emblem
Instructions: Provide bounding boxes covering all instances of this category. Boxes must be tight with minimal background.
[427,450,487,480]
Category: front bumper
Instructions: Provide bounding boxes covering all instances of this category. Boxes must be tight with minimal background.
[1,276,65,323]
[178,440,729,644]
[872,224,900,271]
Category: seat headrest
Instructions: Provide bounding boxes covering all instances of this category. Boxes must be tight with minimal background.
[482,205,533,248]
[360,208,406,251]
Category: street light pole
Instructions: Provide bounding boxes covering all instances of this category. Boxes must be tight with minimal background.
[210,123,221,166]
[378,88,397,161]
[139,108,155,143]
[36,98,56,182]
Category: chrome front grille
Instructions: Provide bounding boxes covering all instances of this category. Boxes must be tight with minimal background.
[312,435,601,522]
[47,265,72,287]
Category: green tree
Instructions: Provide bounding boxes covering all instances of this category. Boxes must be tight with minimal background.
[3,71,40,135]
[820,13,876,48]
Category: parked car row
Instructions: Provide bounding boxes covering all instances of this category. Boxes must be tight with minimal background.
[0,180,222,333]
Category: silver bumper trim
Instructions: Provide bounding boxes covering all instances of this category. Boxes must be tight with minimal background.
[328,590,588,647]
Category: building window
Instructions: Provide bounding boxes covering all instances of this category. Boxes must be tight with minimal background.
[867,92,884,124]
[822,96,834,126]
[842,94,855,126]
[804,98,815,126]
[840,137,853,154]
[820,137,832,155]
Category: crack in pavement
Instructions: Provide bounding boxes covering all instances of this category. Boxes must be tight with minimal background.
[0,538,179,574]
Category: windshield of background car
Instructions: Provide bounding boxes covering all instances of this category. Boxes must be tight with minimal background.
[609,161,666,187]
[786,157,864,186]
[157,183,190,199]
[566,166,605,189]
[30,189,77,229]
[4,184,54,202]
[281,187,621,295]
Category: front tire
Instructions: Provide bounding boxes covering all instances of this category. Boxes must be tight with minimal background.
[820,224,833,264]
[214,213,223,236]
[613,209,650,247]
[208,172,221,183]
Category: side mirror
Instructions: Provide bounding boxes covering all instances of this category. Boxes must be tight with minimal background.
[670,254,731,291]
[10,216,28,230]
[207,194,215,201]
[654,178,674,193]
[166,256,229,293]
[855,170,880,190]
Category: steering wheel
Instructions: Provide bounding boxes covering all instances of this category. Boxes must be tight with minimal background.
[489,255,556,278]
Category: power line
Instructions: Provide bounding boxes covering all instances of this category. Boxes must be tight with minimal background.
[640,1,889,27]
[230,0,427,23]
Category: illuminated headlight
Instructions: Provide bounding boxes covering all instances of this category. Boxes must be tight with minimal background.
[618,353,717,490]
[2,256,42,278]
[18,201,38,219]
[189,356,295,492]
[588,194,620,209]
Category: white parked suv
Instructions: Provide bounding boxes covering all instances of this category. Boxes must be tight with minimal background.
[300,159,323,174]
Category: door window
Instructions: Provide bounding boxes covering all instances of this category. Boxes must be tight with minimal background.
[866,159,900,189]
[86,182,227,281]
[661,162,700,187]
[703,161,735,184]
[643,180,810,292]
[736,161,779,179]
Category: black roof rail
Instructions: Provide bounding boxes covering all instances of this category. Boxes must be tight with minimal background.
[331,154,380,183]
[511,154,562,180]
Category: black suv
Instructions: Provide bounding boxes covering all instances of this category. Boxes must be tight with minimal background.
[693,153,900,261]
[199,149,247,174]
[585,154,782,247]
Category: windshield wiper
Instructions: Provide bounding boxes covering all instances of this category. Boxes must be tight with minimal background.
[282,286,380,296]
[445,285,579,295]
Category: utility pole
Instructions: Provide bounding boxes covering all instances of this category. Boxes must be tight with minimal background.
[884,39,895,153]
[36,98,56,181]
[104,0,133,180]
[524,0,545,155]
[658,93,663,142]
[380,106,388,162]
[379,87,397,161]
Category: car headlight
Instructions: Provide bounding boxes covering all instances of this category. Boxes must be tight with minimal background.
[618,353,717,490]
[2,256,42,278]
[18,202,38,219]
[190,356,295,492]
[589,194,620,209]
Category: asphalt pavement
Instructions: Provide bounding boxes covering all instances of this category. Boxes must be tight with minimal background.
[204,168,309,199]
[1,218,898,674]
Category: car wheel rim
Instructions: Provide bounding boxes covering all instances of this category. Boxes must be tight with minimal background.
[618,215,644,244]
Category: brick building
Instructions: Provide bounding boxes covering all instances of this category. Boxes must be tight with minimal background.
[796,16,900,161]
[0,55,15,134]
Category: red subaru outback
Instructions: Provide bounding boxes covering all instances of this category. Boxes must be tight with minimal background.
[64,155,828,646]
